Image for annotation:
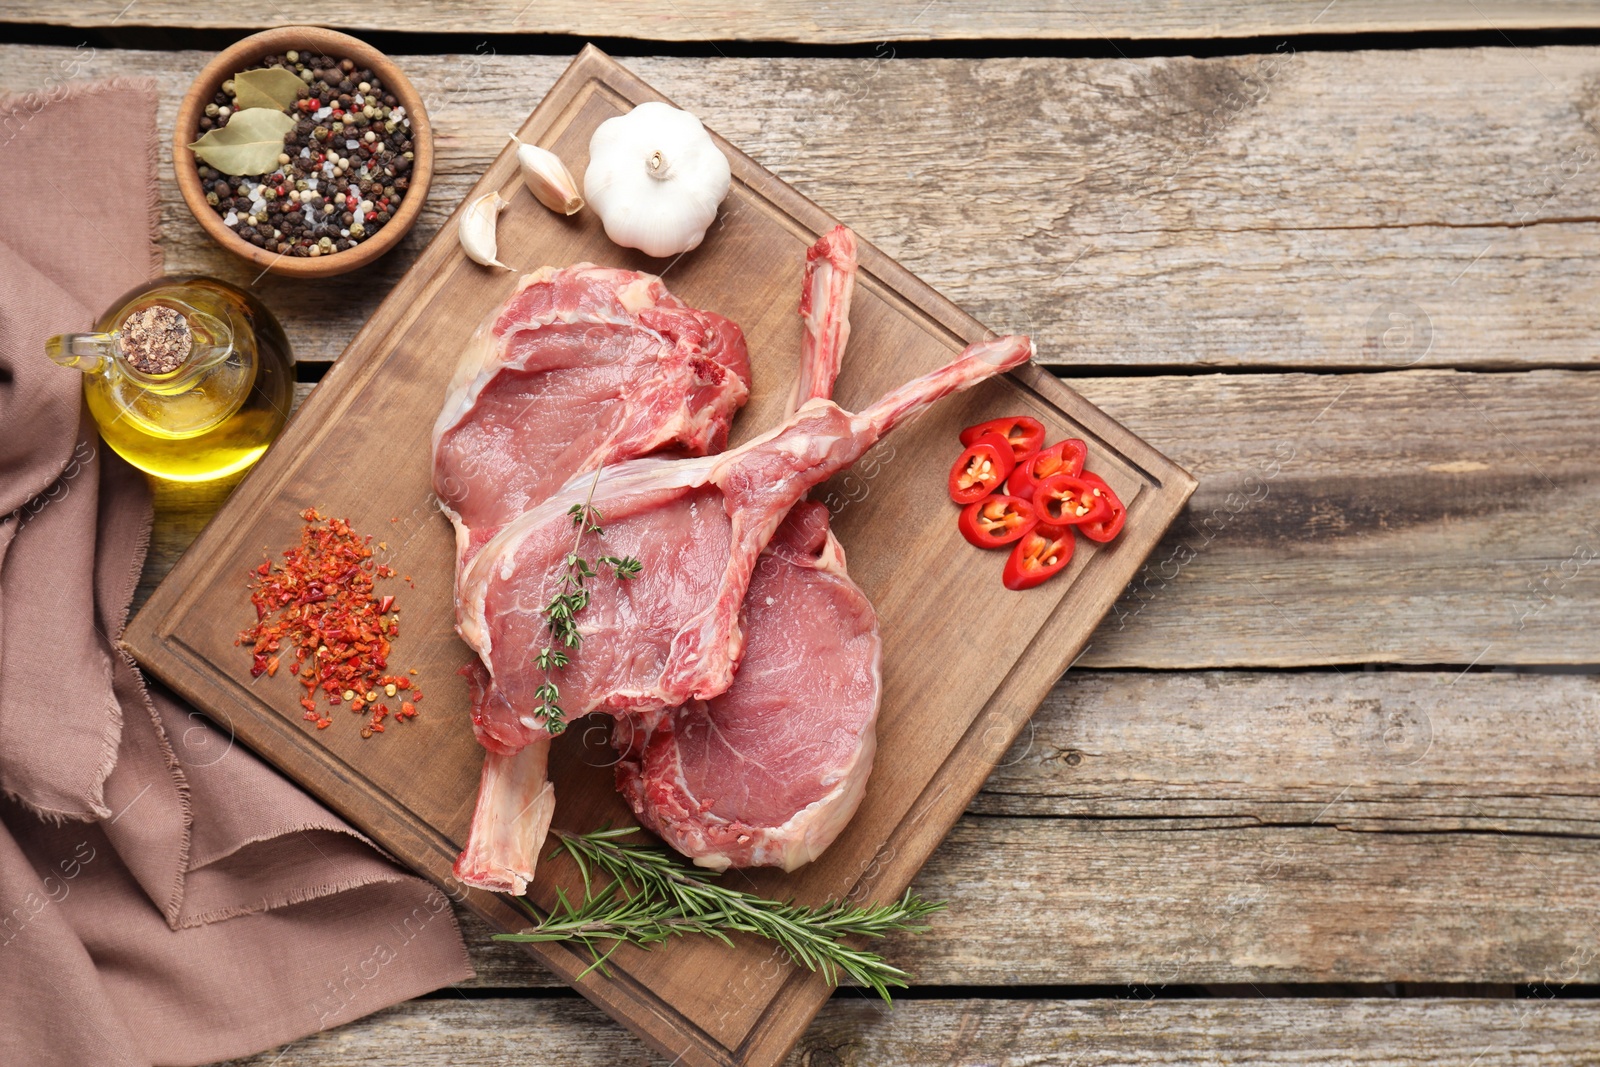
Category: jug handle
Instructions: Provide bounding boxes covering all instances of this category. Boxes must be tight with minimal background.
[45,332,117,377]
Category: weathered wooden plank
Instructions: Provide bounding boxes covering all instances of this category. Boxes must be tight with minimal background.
[13,2,1600,43]
[8,46,1600,370]
[978,670,1600,833]
[1079,367,1600,667]
[451,815,1600,989]
[212,997,1600,1066]
[912,820,1600,986]
[134,368,1600,667]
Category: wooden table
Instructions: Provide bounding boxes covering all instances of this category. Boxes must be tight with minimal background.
[7,6,1600,1063]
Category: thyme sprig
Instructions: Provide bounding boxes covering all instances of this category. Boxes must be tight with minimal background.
[496,827,945,1001]
[533,469,641,735]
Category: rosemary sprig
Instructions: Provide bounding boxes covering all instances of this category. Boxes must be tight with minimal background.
[533,470,642,734]
[495,827,945,1001]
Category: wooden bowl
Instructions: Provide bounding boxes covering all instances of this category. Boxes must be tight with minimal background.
[173,26,433,279]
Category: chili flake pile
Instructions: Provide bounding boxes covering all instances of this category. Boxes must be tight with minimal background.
[238,508,423,737]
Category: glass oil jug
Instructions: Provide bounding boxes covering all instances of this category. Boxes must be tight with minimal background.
[47,276,293,482]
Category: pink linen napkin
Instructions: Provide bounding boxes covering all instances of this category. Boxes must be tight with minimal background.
[0,78,472,1067]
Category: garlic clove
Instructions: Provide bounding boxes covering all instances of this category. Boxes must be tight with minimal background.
[508,133,584,216]
[459,190,515,271]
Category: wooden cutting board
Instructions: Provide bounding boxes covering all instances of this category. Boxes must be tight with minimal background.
[124,46,1196,1067]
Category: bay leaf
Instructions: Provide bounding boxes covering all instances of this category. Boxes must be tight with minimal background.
[187,108,295,176]
[232,66,305,111]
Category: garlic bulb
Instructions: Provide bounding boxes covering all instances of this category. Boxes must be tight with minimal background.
[508,133,584,215]
[459,190,514,271]
[583,101,731,258]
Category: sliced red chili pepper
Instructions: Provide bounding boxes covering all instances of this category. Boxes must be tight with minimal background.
[1003,451,1040,501]
[1003,439,1088,500]
[957,495,1038,549]
[1034,473,1114,526]
[948,432,1016,504]
[1076,471,1126,543]
[1002,522,1075,590]
[959,416,1046,461]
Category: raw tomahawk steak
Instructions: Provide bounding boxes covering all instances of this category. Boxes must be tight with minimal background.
[453,332,1033,891]
[616,226,879,870]
[432,264,750,564]
[433,264,749,895]
[614,500,880,870]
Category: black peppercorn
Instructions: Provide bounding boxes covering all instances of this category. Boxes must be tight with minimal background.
[194,48,415,259]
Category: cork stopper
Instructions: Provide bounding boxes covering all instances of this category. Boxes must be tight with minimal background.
[120,305,192,375]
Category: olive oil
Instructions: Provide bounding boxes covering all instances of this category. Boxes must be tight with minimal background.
[47,276,293,482]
